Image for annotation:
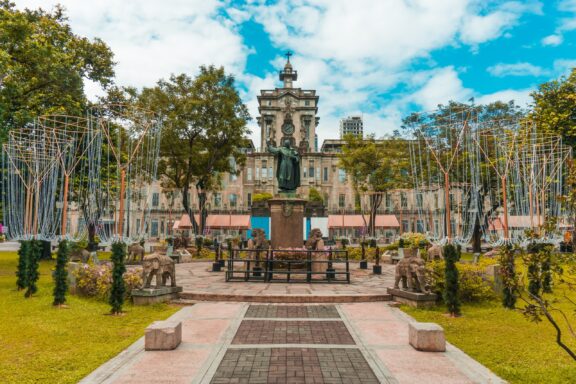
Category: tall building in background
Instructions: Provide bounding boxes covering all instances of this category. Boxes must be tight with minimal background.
[339,115,363,138]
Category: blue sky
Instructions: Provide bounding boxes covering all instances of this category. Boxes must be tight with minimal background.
[17,0,576,145]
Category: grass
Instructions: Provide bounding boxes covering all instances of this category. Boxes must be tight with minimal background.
[0,251,180,384]
[403,281,576,383]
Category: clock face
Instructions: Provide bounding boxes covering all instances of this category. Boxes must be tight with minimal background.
[282,122,295,135]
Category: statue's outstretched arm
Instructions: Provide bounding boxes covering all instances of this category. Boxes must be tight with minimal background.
[267,141,279,154]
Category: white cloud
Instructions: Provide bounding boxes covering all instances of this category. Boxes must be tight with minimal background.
[553,59,576,76]
[475,88,533,107]
[15,0,249,99]
[487,62,545,77]
[410,67,473,111]
[541,34,563,46]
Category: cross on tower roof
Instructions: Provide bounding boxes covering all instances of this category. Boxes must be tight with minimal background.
[285,51,293,62]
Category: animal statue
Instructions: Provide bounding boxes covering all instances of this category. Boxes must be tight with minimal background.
[128,243,145,262]
[69,248,90,263]
[247,228,269,266]
[427,244,444,261]
[394,255,429,293]
[306,228,326,274]
[142,253,177,288]
[483,248,499,258]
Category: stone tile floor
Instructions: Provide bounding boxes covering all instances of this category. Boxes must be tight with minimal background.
[245,305,340,318]
[176,262,395,302]
[80,303,506,384]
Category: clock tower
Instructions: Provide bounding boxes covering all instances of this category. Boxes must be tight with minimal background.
[257,53,320,152]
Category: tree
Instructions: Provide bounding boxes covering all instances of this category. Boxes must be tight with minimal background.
[139,67,251,235]
[15,240,29,290]
[339,134,411,237]
[530,68,576,149]
[0,1,114,138]
[24,239,41,298]
[53,240,69,306]
[109,241,126,315]
[443,243,461,316]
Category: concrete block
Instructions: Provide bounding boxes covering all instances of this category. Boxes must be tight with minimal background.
[409,322,445,352]
[145,321,182,351]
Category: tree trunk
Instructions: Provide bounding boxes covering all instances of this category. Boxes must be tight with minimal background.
[369,194,383,238]
[87,222,97,251]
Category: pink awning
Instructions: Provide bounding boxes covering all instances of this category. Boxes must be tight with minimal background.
[328,215,399,228]
[489,215,544,230]
[172,220,180,230]
[206,215,251,229]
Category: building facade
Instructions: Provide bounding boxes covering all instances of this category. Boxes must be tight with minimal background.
[339,116,363,138]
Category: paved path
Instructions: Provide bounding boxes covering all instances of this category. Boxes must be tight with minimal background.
[81,302,505,384]
[176,262,395,303]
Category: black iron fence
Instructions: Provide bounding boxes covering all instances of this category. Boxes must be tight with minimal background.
[225,248,350,283]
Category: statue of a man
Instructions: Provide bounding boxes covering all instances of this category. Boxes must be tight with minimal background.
[267,139,300,193]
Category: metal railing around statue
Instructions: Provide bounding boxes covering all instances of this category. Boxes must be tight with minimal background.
[225,248,350,283]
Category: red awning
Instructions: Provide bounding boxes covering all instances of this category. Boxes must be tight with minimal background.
[328,215,399,228]
[206,215,251,229]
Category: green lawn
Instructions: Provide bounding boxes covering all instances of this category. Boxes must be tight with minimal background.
[403,288,576,384]
[0,251,180,384]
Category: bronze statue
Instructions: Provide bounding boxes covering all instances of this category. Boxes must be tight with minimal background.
[267,139,300,193]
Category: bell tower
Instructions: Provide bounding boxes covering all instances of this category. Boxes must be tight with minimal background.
[257,53,320,152]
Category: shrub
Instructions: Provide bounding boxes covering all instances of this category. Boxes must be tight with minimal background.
[25,240,41,298]
[74,263,142,301]
[400,232,430,249]
[109,242,126,314]
[252,192,273,202]
[499,244,517,309]
[347,247,378,260]
[16,240,30,291]
[426,258,497,303]
[308,187,323,203]
[443,244,461,316]
[53,240,69,306]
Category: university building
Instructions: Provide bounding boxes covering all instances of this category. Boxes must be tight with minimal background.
[142,57,463,243]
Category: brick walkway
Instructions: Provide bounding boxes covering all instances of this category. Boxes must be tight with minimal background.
[80,302,506,384]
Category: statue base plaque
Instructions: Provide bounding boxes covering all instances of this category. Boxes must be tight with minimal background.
[268,198,306,249]
[132,286,183,305]
[387,288,437,308]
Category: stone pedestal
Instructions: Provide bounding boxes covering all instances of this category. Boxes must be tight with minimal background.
[409,322,446,352]
[145,321,182,351]
[387,288,437,308]
[132,286,182,305]
[268,198,306,249]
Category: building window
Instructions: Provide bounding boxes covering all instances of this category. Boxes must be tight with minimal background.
[451,219,457,236]
[229,173,237,182]
[402,220,410,233]
[214,193,222,208]
[338,169,346,183]
[339,194,346,208]
[247,193,252,207]
[255,166,260,180]
[152,192,159,207]
[136,219,141,231]
[416,220,425,233]
[434,220,440,234]
[401,192,407,208]
[434,193,438,209]
[269,166,273,179]
[261,160,267,179]
[308,160,315,178]
[303,167,307,178]
[151,220,159,237]
[229,193,237,208]
[416,193,423,208]
[323,167,328,182]
[247,168,252,181]
[305,100,310,106]
[160,220,165,235]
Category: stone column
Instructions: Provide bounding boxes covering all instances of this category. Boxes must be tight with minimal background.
[268,198,306,248]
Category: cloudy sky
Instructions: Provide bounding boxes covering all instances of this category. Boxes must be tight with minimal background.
[16,0,576,146]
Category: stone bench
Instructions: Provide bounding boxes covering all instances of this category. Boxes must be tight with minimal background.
[409,322,445,352]
[145,321,182,351]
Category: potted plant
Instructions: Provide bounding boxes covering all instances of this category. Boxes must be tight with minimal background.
[372,244,382,274]
[359,240,368,269]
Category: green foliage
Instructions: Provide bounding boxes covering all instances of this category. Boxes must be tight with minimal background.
[347,246,378,261]
[398,238,405,248]
[16,240,30,290]
[24,240,41,298]
[524,242,554,297]
[74,263,142,300]
[195,236,204,253]
[499,245,518,309]
[308,187,323,203]
[0,2,114,135]
[530,68,576,149]
[443,244,461,316]
[252,192,273,202]
[53,240,69,306]
[426,258,497,302]
[109,242,126,314]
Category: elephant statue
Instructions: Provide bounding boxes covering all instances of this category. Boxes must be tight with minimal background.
[427,245,444,261]
[128,243,145,262]
[394,255,429,293]
[142,253,176,288]
[70,248,90,263]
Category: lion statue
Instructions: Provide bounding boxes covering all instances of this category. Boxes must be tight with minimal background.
[306,228,326,274]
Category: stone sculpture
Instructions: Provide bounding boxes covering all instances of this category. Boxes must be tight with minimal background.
[128,243,145,262]
[306,228,326,274]
[247,228,269,266]
[267,139,301,192]
[394,254,429,293]
[70,248,90,263]
[427,244,444,260]
[142,253,177,288]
